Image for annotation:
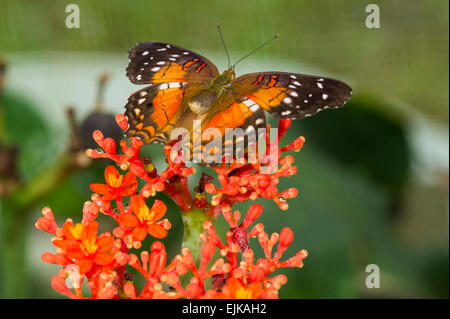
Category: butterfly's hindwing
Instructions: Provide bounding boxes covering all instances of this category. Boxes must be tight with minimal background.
[124,83,186,144]
[232,72,352,119]
[127,42,219,84]
[201,98,267,162]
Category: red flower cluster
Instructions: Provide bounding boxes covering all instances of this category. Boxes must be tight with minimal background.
[205,120,305,215]
[36,207,123,298]
[114,204,307,299]
[36,114,308,298]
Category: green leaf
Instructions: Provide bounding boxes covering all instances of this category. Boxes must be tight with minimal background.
[1,89,54,180]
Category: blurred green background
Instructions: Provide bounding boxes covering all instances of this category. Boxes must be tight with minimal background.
[0,0,448,298]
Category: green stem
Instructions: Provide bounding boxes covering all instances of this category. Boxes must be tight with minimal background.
[181,208,212,266]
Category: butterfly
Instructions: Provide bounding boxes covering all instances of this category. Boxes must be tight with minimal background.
[124,40,352,162]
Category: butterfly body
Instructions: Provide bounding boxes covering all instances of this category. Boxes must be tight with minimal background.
[125,41,352,151]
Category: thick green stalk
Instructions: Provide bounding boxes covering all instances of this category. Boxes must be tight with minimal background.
[179,207,212,287]
[181,208,212,265]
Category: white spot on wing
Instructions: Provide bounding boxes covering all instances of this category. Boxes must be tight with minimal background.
[250,105,260,112]
[322,94,328,100]
[243,98,260,112]
[242,99,255,107]
[283,97,292,104]
[168,82,184,88]
[317,82,323,89]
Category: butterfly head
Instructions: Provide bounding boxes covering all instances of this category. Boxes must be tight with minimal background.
[222,68,236,82]
[212,67,235,88]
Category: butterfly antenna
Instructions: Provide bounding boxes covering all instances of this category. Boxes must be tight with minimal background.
[232,34,279,68]
[217,24,231,69]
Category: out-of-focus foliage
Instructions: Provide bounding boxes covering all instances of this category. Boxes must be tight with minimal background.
[0,90,52,179]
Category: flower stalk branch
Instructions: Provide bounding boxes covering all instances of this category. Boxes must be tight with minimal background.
[181,207,213,264]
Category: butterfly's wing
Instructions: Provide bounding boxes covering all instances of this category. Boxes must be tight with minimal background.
[125,42,220,143]
[197,71,351,161]
[125,83,188,144]
[126,42,219,84]
[231,72,352,119]
[199,98,267,162]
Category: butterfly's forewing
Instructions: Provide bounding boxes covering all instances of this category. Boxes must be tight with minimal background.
[126,42,219,84]
[231,72,352,119]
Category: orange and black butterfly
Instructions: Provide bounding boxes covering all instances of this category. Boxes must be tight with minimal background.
[124,37,352,160]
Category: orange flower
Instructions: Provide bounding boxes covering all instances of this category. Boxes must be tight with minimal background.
[222,278,263,299]
[119,196,168,241]
[53,221,115,274]
[90,165,137,201]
